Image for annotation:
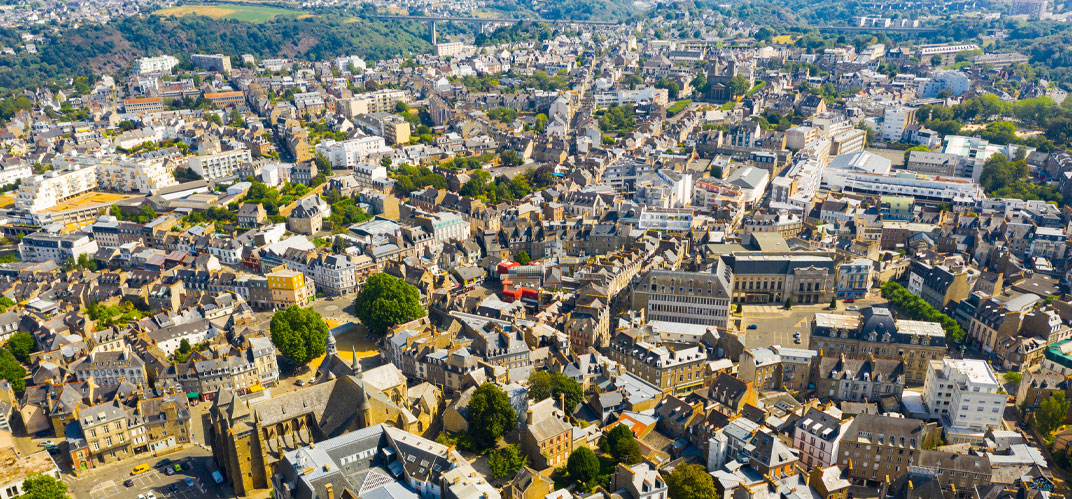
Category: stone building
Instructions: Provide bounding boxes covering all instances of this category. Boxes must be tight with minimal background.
[811,307,946,384]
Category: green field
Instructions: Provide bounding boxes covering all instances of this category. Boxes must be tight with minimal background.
[154,3,306,22]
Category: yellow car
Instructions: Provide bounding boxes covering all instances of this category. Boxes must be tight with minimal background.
[131,464,150,475]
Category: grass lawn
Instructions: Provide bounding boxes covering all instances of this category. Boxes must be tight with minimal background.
[155,3,305,22]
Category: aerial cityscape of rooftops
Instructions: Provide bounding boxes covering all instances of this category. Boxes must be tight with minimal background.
[7,0,1072,498]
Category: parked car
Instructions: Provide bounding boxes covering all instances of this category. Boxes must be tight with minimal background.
[793,331,800,338]
[846,305,859,311]
[156,459,172,469]
[296,380,305,387]
[169,484,178,493]
[185,477,195,488]
[38,440,53,446]
[146,493,157,499]
[165,467,176,476]
[131,464,150,475]
[794,338,802,344]
[173,464,182,473]
[844,299,855,303]
[181,461,191,471]
[747,324,758,330]
[123,480,134,488]
[212,471,224,485]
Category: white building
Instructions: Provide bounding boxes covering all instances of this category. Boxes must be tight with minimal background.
[315,136,390,168]
[98,157,177,193]
[836,258,873,300]
[415,212,470,244]
[18,232,99,263]
[920,70,971,98]
[595,86,670,107]
[922,358,1006,442]
[15,162,98,212]
[352,162,389,186]
[334,55,366,73]
[0,160,31,188]
[189,149,252,180]
[133,55,179,74]
[822,151,983,203]
[880,106,915,143]
[793,405,852,469]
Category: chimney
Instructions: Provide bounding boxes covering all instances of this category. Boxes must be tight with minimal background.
[325,483,334,499]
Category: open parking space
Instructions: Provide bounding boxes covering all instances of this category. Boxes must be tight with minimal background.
[70,451,232,499]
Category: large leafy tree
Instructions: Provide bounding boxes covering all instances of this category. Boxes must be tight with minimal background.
[605,424,642,465]
[726,74,751,98]
[269,305,330,365]
[1036,391,1070,435]
[487,443,527,478]
[665,464,719,499]
[5,331,34,363]
[19,473,70,499]
[528,371,583,415]
[354,273,425,337]
[467,383,517,450]
[0,348,25,394]
[566,447,600,487]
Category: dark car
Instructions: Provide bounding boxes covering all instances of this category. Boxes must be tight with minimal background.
[169,484,179,493]
[747,324,758,330]
[123,480,134,488]
[156,458,172,469]
[181,462,191,471]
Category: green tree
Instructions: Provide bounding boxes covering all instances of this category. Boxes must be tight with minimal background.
[467,382,517,450]
[353,273,426,337]
[228,109,245,128]
[500,150,524,167]
[830,297,838,309]
[5,331,35,363]
[1036,391,1069,435]
[903,145,929,163]
[1004,371,1022,386]
[735,302,743,314]
[726,74,750,98]
[487,443,527,478]
[0,348,25,394]
[77,253,96,271]
[517,250,531,265]
[784,298,793,309]
[269,305,330,366]
[314,152,331,172]
[18,473,70,499]
[394,101,409,113]
[527,371,583,415]
[118,120,136,132]
[566,447,600,487]
[605,424,642,465]
[665,464,719,499]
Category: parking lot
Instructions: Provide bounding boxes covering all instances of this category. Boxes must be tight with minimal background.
[73,453,230,499]
[87,463,210,499]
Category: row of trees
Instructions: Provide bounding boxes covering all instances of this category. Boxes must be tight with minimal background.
[880,281,965,342]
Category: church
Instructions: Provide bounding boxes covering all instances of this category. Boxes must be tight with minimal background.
[206,334,443,496]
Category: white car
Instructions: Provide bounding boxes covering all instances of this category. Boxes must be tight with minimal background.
[137,495,146,499]
[846,305,859,311]
[146,493,157,499]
